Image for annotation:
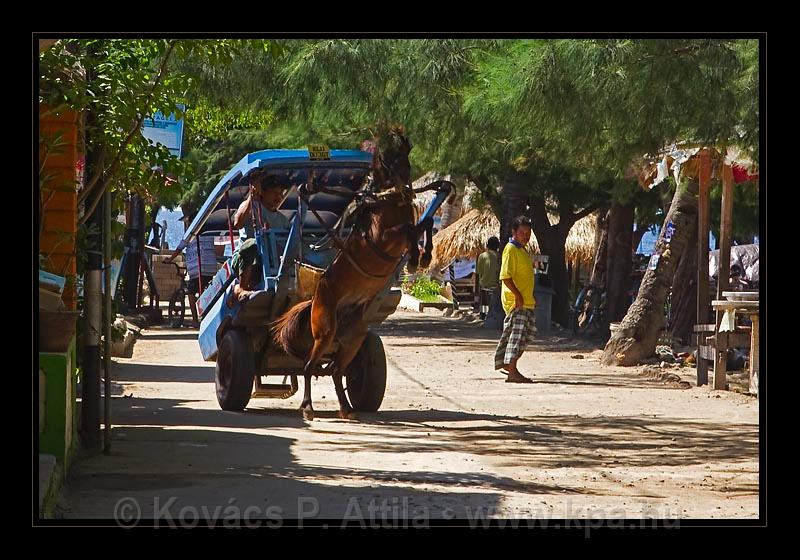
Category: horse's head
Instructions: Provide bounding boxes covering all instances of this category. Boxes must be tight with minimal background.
[371,124,412,191]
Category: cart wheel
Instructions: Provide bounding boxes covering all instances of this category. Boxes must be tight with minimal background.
[168,288,186,328]
[346,331,387,412]
[215,329,255,411]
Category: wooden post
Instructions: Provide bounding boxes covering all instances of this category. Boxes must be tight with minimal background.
[718,164,734,300]
[712,164,734,391]
[136,255,145,309]
[749,314,760,397]
[103,190,112,454]
[473,271,480,312]
[696,149,711,385]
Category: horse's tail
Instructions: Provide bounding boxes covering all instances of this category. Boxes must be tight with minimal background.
[270,300,313,359]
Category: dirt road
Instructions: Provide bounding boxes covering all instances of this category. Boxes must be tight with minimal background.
[59,310,759,525]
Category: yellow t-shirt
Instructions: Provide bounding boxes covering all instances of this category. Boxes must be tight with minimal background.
[499,241,536,314]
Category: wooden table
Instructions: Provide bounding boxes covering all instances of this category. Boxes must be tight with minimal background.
[711,298,760,396]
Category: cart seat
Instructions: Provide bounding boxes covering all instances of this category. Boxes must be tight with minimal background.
[278,209,339,231]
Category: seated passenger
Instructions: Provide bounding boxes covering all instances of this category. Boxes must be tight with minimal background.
[228,238,263,305]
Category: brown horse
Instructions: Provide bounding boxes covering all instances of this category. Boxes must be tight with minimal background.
[270,126,431,420]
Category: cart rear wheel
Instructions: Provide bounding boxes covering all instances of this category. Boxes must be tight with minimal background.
[346,332,387,412]
[215,329,254,411]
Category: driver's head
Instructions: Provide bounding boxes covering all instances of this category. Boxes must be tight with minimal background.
[252,175,287,212]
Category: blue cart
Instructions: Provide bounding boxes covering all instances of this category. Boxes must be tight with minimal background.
[176,148,451,411]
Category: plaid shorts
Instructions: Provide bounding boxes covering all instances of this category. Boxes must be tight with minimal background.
[494,308,536,368]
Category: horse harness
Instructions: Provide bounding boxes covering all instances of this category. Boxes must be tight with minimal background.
[299,185,415,280]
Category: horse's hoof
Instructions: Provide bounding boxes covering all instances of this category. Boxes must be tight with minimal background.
[302,408,315,421]
[339,409,358,420]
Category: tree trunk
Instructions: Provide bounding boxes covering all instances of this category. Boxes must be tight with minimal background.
[533,223,571,326]
[498,169,527,252]
[604,203,634,332]
[122,194,146,310]
[589,211,609,286]
[668,220,698,345]
[602,179,699,366]
[530,196,578,328]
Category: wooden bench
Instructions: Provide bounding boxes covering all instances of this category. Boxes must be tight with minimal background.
[693,323,751,388]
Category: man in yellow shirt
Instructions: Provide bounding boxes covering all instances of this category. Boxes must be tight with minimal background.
[494,216,536,383]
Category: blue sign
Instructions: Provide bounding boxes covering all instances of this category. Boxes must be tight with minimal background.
[663,221,676,244]
[142,103,186,158]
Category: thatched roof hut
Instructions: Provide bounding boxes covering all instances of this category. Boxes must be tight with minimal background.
[427,208,597,274]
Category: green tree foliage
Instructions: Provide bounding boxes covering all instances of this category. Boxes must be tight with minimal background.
[39,38,278,218]
[466,39,758,175]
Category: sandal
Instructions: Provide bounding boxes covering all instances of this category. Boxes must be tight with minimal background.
[505,373,534,383]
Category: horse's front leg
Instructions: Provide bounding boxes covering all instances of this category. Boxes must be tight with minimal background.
[381,223,419,272]
[403,224,421,272]
[301,281,338,421]
[418,217,434,268]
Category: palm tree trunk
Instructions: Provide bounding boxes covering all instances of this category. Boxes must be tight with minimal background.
[668,221,698,345]
[602,179,699,365]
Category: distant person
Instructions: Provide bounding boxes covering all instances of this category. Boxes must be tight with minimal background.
[494,216,536,383]
[729,264,749,291]
[159,220,168,250]
[147,219,162,249]
[232,174,290,238]
[476,236,500,320]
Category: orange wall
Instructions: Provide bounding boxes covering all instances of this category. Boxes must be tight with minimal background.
[39,105,79,310]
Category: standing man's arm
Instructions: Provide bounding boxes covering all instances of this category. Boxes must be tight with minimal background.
[502,278,524,311]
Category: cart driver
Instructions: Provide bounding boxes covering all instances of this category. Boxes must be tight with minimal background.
[232,174,291,238]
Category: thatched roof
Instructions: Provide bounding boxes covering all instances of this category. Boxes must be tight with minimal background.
[427,208,597,273]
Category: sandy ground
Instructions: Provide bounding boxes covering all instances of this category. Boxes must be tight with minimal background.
[58,309,759,526]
